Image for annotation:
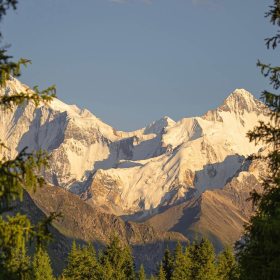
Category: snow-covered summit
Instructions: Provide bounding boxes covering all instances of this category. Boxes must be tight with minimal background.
[116,116,175,139]
[143,116,175,135]
[219,88,267,115]
[0,78,270,221]
[0,76,30,97]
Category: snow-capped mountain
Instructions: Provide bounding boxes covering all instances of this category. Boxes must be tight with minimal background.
[0,78,269,221]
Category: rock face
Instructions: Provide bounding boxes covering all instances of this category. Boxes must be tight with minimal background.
[28,185,188,274]
[0,78,269,221]
[145,159,265,252]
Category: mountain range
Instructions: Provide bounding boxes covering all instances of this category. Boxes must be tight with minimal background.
[0,77,268,273]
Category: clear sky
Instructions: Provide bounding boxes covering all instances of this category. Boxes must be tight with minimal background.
[1,0,278,131]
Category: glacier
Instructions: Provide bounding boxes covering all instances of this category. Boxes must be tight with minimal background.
[0,77,270,221]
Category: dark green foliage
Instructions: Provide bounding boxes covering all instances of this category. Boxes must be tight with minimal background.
[1,247,32,280]
[98,234,136,280]
[0,1,60,278]
[64,241,98,280]
[162,246,173,280]
[137,264,146,280]
[60,234,240,280]
[0,144,62,265]
[64,241,78,278]
[235,1,280,279]
[155,246,173,280]
[156,262,166,280]
[217,244,238,280]
[32,246,54,280]
[189,235,218,280]
[0,0,17,21]
[171,241,191,280]
[0,147,50,213]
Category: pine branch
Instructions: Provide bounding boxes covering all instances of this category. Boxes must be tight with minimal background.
[0,0,17,23]
[0,85,56,112]
[257,60,280,90]
[0,148,51,214]
[0,212,62,261]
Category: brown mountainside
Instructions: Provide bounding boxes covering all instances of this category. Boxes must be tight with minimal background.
[28,185,188,273]
[146,164,262,252]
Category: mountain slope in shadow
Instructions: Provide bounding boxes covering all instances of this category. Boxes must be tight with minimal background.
[28,184,188,274]
[146,160,263,252]
[4,189,70,276]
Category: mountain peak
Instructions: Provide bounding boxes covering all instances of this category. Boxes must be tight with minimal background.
[0,76,30,97]
[143,116,175,135]
[201,88,268,123]
[228,88,255,104]
[232,88,253,96]
[218,88,266,115]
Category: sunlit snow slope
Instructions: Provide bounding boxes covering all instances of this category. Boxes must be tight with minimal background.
[0,77,269,221]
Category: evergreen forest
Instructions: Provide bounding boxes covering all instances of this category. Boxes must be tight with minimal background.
[2,232,239,280]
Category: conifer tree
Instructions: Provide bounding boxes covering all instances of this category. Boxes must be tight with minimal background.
[79,242,98,279]
[64,241,98,279]
[4,247,32,280]
[235,1,280,279]
[189,235,217,280]
[64,241,78,278]
[189,234,199,279]
[171,241,191,280]
[32,246,54,280]
[162,246,173,280]
[0,1,60,279]
[137,264,146,280]
[122,243,136,280]
[217,244,238,280]
[150,275,155,280]
[98,234,135,280]
[156,262,166,280]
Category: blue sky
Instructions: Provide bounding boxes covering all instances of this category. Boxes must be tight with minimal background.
[1,0,277,131]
